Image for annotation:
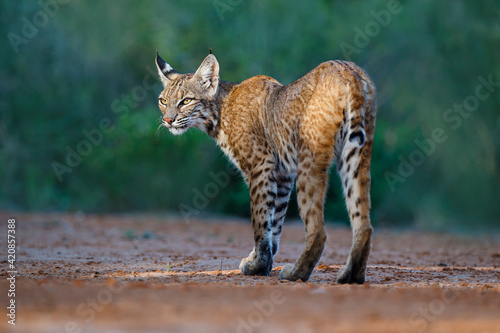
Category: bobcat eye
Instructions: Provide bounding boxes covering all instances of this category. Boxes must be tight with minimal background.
[180,98,192,106]
[159,98,167,105]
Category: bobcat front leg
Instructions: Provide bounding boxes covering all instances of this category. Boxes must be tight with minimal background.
[240,165,277,276]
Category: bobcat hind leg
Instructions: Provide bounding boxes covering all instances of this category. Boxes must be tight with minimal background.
[336,114,375,284]
[279,147,329,282]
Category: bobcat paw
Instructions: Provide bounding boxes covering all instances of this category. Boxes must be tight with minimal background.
[240,259,271,276]
[239,250,256,270]
[279,264,310,282]
[240,251,272,276]
[336,265,366,284]
[279,264,297,281]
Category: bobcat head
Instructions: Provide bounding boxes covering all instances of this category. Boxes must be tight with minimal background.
[155,52,220,135]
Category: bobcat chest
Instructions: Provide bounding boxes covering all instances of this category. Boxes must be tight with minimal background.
[216,130,242,172]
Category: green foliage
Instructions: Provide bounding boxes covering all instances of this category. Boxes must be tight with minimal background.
[1,0,499,230]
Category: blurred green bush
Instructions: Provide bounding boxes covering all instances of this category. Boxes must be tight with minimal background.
[1,0,499,230]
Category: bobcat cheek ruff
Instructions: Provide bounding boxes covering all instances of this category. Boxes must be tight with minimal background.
[155,52,376,283]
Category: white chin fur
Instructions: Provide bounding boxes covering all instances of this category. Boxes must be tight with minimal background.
[169,127,188,135]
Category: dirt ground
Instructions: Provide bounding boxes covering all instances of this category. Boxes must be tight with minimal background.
[0,212,499,333]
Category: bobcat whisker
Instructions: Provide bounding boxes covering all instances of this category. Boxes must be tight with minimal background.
[156,123,164,140]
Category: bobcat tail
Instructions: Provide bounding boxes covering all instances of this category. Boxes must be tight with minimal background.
[345,81,366,147]
[336,79,367,182]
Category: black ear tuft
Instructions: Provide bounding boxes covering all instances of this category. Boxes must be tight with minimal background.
[155,52,179,85]
[209,47,213,54]
[155,52,168,72]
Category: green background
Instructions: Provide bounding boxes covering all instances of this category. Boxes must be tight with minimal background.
[2,0,499,230]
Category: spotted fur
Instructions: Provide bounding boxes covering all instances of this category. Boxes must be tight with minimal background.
[155,53,377,283]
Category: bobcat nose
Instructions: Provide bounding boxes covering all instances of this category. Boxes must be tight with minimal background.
[164,118,174,125]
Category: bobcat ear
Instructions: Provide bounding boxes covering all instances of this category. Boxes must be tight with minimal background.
[193,54,219,99]
[155,52,179,86]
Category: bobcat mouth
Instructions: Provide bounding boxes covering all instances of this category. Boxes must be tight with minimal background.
[168,125,188,135]
[163,118,189,135]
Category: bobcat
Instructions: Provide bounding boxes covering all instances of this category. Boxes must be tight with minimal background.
[155,51,376,283]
